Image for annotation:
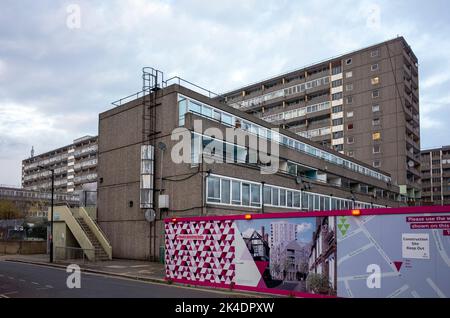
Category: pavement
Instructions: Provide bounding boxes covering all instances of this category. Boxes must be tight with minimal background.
[0,254,268,298]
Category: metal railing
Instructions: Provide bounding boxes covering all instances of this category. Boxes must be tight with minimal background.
[111,75,223,107]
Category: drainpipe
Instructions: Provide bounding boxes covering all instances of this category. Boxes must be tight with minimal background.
[261,181,265,214]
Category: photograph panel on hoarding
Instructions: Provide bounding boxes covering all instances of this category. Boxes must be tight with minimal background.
[235,216,337,296]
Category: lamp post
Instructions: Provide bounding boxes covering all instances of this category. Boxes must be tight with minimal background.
[39,166,54,263]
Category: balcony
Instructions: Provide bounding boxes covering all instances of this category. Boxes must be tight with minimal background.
[74,159,98,171]
[403,63,412,77]
[406,121,420,136]
[74,145,98,158]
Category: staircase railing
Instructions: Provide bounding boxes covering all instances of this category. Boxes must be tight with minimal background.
[78,207,112,260]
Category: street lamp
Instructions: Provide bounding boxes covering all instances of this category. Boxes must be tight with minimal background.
[39,165,54,263]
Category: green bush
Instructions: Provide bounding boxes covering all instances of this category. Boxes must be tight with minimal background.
[306,273,331,294]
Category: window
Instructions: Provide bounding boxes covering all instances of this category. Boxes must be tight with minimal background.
[347,123,354,130]
[333,131,343,139]
[371,77,380,85]
[231,180,241,205]
[334,144,344,152]
[347,111,354,118]
[373,160,381,168]
[371,49,379,57]
[373,145,381,153]
[372,132,381,141]
[372,104,380,112]
[287,191,293,207]
[332,92,343,100]
[346,96,353,104]
[207,177,221,203]
[371,64,379,71]
[346,71,353,78]
[294,192,301,208]
[372,90,380,98]
[202,106,212,117]
[242,183,250,206]
[332,79,343,88]
[213,110,221,121]
[372,118,380,126]
[332,105,343,113]
[272,188,279,206]
[302,192,309,209]
[280,189,286,206]
[332,65,342,75]
[333,118,343,126]
[221,179,230,204]
[264,186,271,205]
[250,184,261,207]
[222,113,233,126]
[347,137,355,144]
[346,58,353,65]
[346,83,353,91]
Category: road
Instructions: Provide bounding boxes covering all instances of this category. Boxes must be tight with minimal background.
[0,261,234,298]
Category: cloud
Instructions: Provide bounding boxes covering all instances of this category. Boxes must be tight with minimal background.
[297,222,313,234]
[1,0,450,184]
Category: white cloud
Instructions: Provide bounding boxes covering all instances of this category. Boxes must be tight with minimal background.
[1,0,450,184]
[297,222,312,234]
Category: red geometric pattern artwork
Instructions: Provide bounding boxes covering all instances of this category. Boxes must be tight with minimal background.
[165,220,236,285]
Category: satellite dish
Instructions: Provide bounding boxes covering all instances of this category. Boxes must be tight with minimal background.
[408,160,414,168]
[144,209,156,222]
[295,176,303,185]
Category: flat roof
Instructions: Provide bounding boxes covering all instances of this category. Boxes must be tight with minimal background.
[220,36,415,96]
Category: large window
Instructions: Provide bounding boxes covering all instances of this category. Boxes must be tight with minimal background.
[178,94,392,183]
[242,183,250,206]
[232,180,241,205]
[221,179,230,204]
[207,176,220,203]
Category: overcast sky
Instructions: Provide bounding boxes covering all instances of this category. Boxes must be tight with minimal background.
[1,0,449,186]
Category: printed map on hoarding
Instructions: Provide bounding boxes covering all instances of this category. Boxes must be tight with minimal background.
[337,213,450,298]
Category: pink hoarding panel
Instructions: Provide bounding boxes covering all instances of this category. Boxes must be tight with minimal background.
[164,206,450,298]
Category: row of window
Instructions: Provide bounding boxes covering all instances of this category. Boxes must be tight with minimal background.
[283,76,330,97]
[206,174,384,210]
[297,127,331,139]
[229,76,331,109]
[0,189,79,201]
[178,94,391,183]
[261,101,331,123]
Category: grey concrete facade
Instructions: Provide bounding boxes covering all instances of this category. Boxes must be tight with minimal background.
[98,84,402,260]
[220,37,420,201]
[421,146,450,206]
[22,135,98,193]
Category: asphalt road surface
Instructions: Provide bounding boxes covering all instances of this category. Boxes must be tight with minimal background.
[0,261,233,298]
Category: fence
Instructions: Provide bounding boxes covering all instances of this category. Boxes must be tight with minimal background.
[164,205,450,298]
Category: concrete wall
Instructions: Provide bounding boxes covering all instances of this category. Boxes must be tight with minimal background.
[0,240,47,255]
[98,85,402,261]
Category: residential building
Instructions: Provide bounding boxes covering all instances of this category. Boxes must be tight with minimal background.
[97,72,403,260]
[421,146,450,205]
[219,36,420,201]
[22,136,98,193]
[243,227,270,261]
[308,216,337,292]
[0,185,79,218]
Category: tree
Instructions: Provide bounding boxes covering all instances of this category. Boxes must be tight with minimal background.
[0,200,21,220]
[306,273,332,295]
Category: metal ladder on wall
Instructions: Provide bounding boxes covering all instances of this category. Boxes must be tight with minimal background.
[142,67,164,145]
